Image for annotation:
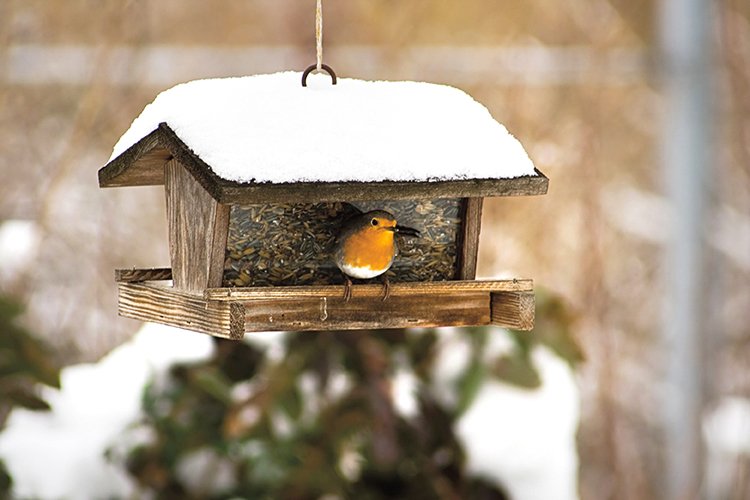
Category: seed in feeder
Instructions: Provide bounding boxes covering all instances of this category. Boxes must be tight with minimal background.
[223,199,461,287]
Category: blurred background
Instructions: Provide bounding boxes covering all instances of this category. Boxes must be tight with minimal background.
[0,1,748,499]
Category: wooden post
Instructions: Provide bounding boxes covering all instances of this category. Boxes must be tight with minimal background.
[456,197,484,280]
[164,159,230,293]
[490,291,534,331]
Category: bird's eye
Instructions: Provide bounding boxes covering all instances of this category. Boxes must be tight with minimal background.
[371,218,378,226]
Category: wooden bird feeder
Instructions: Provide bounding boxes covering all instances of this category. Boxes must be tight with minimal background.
[99,72,548,340]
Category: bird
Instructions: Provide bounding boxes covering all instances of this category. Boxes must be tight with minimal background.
[333,209,421,301]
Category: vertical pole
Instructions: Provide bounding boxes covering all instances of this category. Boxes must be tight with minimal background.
[659,0,713,498]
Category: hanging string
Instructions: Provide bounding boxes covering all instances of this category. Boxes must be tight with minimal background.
[301,0,336,86]
[315,0,323,71]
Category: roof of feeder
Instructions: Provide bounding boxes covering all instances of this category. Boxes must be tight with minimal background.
[99,71,547,203]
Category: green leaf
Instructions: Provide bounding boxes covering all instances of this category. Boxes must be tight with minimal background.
[455,362,486,416]
[216,340,265,382]
[531,290,584,368]
[541,326,585,367]
[491,354,542,390]
[0,458,12,495]
[507,329,534,357]
[407,330,438,381]
[0,296,23,322]
[0,295,61,389]
[17,335,61,388]
[278,385,303,421]
[4,389,52,411]
[191,367,233,404]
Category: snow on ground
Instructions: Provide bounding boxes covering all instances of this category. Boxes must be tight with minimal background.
[704,397,750,456]
[703,397,750,498]
[391,369,420,419]
[0,324,578,499]
[432,327,581,500]
[0,323,213,499]
[457,348,580,500]
[0,219,41,282]
[109,71,537,184]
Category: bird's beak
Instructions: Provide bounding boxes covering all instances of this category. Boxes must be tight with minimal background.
[392,225,421,237]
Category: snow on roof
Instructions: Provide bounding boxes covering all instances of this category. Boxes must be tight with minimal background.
[109,71,537,184]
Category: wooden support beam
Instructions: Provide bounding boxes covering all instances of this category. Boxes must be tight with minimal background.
[116,277,536,337]
[215,174,549,204]
[118,282,244,340]
[244,292,490,332]
[490,291,535,331]
[115,267,172,282]
[164,159,230,293]
[456,197,484,280]
[204,279,533,301]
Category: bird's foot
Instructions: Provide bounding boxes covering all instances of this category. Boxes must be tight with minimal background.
[343,276,353,302]
[381,276,391,301]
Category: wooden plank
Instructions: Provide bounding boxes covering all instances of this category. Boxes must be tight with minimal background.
[164,159,229,293]
[456,198,484,280]
[116,280,535,336]
[98,123,550,201]
[204,279,533,301]
[209,202,230,287]
[243,292,490,332]
[115,267,172,282]
[491,291,535,331]
[118,283,244,340]
[98,128,170,187]
[215,174,549,204]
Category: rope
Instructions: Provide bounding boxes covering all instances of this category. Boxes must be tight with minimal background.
[301,0,336,86]
[315,0,323,70]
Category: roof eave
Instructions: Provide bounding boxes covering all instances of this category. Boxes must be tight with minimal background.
[98,123,549,203]
[214,174,548,204]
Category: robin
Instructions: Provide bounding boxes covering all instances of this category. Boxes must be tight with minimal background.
[333,209,421,301]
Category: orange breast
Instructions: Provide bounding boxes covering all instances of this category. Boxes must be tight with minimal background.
[342,227,395,272]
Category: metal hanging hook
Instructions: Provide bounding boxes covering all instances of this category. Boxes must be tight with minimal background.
[301,0,337,87]
[301,64,337,87]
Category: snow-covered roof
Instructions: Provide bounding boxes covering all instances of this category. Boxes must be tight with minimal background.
[106,72,538,185]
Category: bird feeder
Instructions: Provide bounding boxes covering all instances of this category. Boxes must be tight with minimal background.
[99,71,548,340]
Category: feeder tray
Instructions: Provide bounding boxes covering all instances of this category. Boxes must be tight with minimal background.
[99,73,548,339]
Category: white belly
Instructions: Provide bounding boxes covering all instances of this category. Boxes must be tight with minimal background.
[340,262,389,279]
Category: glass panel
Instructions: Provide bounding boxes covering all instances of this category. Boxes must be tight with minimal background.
[224,199,461,287]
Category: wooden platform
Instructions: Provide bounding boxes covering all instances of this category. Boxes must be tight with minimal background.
[115,268,535,339]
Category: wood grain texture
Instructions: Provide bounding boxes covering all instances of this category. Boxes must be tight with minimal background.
[243,292,490,332]
[115,279,535,336]
[115,268,172,282]
[456,198,484,280]
[208,203,231,286]
[204,279,533,301]
[118,282,244,340]
[98,128,170,187]
[214,173,548,204]
[490,291,535,331]
[164,159,229,293]
[98,123,550,202]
